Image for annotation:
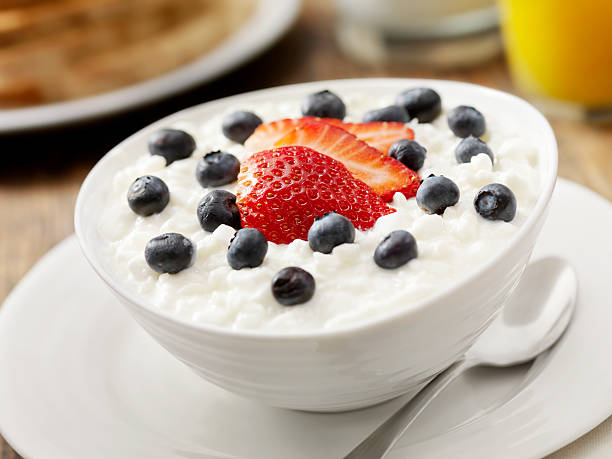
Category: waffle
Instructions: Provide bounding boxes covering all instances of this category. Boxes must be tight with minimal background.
[0,0,255,107]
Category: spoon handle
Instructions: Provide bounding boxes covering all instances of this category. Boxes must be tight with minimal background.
[343,357,477,459]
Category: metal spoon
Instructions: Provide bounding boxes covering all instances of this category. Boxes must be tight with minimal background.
[344,256,577,459]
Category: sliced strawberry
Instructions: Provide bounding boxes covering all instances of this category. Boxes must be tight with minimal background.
[244,118,305,153]
[273,120,420,201]
[331,121,414,154]
[236,146,395,244]
[244,117,414,154]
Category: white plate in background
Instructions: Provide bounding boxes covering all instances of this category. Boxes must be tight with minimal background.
[0,0,301,134]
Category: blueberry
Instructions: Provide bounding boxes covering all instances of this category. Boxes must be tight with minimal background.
[374,230,418,269]
[144,233,194,274]
[389,139,426,171]
[308,212,355,254]
[396,88,442,123]
[127,175,170,216]
[301,90,346,120]
[148,128,196,165]
[447,106,486,138]
[197,190,241,232]
[474,183,517,222]
[227,228,268,270]
[271,267,315,306]
[416,175,460,215]
[222,111,263,144]
[196,151,240,187]
[455,136,494,164]
[362,105,409,123]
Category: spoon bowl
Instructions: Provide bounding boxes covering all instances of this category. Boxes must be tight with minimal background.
[469,257,577,366]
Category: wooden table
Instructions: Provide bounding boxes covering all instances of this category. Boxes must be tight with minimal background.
[1,1,610,457]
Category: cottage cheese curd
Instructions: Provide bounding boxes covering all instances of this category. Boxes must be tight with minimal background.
[99,89,541,331]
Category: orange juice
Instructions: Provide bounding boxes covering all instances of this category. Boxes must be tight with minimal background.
[499,0,612,107]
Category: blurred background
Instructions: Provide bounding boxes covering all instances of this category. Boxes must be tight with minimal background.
[0,0,611,456]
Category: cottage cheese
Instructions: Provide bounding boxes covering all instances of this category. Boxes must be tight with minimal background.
[99,90,541,331]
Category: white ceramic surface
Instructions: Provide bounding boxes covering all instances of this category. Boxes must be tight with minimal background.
[0,0,301,133]
[74,78,558,411]
[2,179,612,458]
[335,0,498,38]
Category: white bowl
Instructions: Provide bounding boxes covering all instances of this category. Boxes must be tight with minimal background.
[74,79,557,412]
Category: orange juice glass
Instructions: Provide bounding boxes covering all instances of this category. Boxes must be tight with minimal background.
[499,0,612,111]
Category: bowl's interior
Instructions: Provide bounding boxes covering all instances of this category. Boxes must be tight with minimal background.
[75,78,558,338]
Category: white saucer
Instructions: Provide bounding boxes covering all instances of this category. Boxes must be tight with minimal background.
[1,178,611,459]
[0,0,300,133]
